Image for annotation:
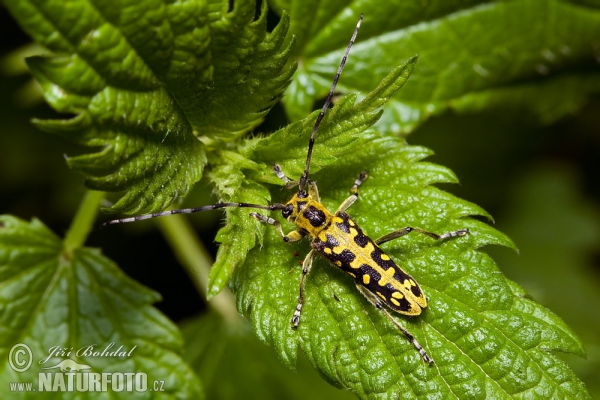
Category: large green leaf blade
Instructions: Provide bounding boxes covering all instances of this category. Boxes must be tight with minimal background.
[204,54,588,396]
[4,0,207,214]
[229,135,588,398]
[0,215,203,399]
[198,1,296,137]
[282,0,600,132]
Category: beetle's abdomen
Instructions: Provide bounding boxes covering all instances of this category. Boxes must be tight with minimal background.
[312,211,427,315]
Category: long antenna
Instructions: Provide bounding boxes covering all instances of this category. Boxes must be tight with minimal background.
[100,202,285,228]
[298,14,363,193]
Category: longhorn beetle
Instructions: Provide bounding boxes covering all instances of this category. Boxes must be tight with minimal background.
[102,14,470,364]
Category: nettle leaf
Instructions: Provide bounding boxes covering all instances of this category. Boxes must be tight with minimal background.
[250,56,417,181]
[201,1,295,137]
[451,72,600,124]
[0,215,202,398]
[207,180,270,299]
[279,0,600,133]
[5,0,294,214]
[229,135,589,398]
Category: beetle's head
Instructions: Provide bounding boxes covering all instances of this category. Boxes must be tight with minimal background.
[281,190,310,222]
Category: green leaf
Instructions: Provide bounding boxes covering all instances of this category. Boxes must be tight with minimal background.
[227,128,586,398]
[181,39,587,397]
[280,0,600,132]
[207,180,270,299]
[451,72,600,124]
[228,135,588,398]
[200,1,296,137]
[0,215,202,398]
[249,56,418,181]
[5,0,294,214]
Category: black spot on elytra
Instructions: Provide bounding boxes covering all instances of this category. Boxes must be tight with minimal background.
[394,295,413,312]
[354,229,369,247]
[325,234,340,248]
[358,264,381,283]
[336,219,350,233]
[313,235,355,270]
[411,283,422,298]
[370,247,394,269]
[337,249,355,266]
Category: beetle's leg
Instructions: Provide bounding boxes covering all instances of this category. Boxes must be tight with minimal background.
[250,212,305,242]
[291,250,315,328]
[374,227,470,245]
[355,284,434,365]
[336,171,368,213]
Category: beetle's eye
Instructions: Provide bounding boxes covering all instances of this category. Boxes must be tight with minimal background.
[282,205,293,218]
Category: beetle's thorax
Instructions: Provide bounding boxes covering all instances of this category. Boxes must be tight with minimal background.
[283,192,333,236]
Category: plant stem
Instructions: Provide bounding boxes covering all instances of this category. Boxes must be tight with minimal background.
[63,190,104,253]
[156,215,241,325]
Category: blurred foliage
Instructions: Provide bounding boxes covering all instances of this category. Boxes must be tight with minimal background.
[490,165,600,397]
[279,0,600,133]
[181,312,354,400]
[1,0,599,398]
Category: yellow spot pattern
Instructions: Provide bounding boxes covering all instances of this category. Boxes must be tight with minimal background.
[377,266,397,287]
[349,241,374,269]
[312,211,428,315]
[392,291,404,299]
